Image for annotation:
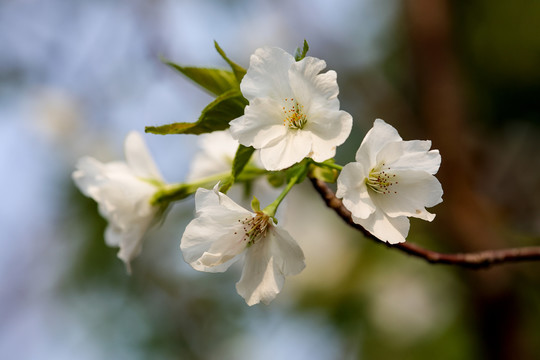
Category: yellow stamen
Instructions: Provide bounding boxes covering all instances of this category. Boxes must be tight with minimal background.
[366,162,398,195]
[282,98,307,130]
[237,212,271,246]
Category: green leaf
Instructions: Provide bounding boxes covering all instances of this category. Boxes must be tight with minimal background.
[145,89,248,135]
[232,145,255,180]
[214,41,247,83]
[163,60,239,96]
[219,176,233,194]
[294,40,310,61]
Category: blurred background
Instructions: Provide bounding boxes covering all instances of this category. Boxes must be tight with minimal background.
[1,0,540,359]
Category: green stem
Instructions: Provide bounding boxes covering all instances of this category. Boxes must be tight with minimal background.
[151,166,270,206]
[236,166,268,180]
[151,171,231,205]
[190,171,233,188]
[263,171,301,218]
[313,161,343,171]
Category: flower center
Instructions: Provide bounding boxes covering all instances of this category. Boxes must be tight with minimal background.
[366,162,398,195]
[238,211,271,246]
[282,98,307,130]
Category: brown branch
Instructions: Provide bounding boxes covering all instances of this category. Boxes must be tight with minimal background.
[310,177,540,269]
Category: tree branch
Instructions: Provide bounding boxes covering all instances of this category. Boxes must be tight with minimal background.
[310,177,540,269]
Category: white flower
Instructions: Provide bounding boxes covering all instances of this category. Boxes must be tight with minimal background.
[186,130,252,182]
[72,131,163,272]
[229,47,353,171]
[180,186,305,305]
[336,119,443,244]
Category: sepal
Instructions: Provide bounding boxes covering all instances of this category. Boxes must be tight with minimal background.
[251,196,261,212]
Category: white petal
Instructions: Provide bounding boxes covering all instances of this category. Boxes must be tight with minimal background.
[104,224,122,247]
[180,215,246,273]
[72,156,110,198]
[229,97,288,149]
[288,56,353,156]
[336,162,376,219]
[124,131,162,180]
[73,157,156,226]
[235,226,305,306]
[259,130,312,170]
[105,214,155,274]
[288,57,339,112]
[377,140,441,175]
[270,226,306,276]
[194,187,250,216]
[353,210,410,244]
[356,119,402,168]
[371,170,443,221]
[240,47,294,101]
[306,109,353,162]
[97,173,155,227]
[186,131,238,181]
[181,188,252,272]
[116,221,151,271]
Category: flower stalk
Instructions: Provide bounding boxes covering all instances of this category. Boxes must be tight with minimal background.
[151,166,269,206]
[263,165,305,218]
[312,161,343,172]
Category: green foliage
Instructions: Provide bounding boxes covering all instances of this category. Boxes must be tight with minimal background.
[163,61,239,96]
[145,89,248,135]
[214,41,247,83]
[294,39,310,61]
[218,144,256,194]
[148,42,249,136]
[232,145,255,180]
[218,176,233,193]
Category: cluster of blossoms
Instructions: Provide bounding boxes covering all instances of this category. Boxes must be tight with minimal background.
[73,44,442,305]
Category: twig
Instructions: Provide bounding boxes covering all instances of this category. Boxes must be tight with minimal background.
[310,177,540,269]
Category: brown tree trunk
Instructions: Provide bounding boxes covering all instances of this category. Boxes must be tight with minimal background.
[404,1,526,359]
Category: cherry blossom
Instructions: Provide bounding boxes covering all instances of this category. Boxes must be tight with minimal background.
[72,132,163,272]
[229,46,352,171]
[180,186,305,305]
[336,119,443,244]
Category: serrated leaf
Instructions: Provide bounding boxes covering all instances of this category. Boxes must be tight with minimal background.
[145,89,248,135]
[163,60,239,96]
[214,41,247,83]
[232,145,255,180]
[294,40,309,61]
